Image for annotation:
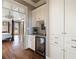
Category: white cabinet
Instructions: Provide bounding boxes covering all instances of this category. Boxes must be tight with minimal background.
[49,36,76,59]
[65,51,76,59]
[49,35,64,59]
[28,35,35,51]
[31,35,35,51]
[49,35,64,48]
[64,36,76,59]
[32,4,47,27]
[49,0,76,59]
[64,0,76,58]
[32,11,37,27]
[49,0,76,35]
[49,0,64,35]
[24,35,29,49]
[49,0,65,59]
[50,45,64,59]
[65,0,76,34]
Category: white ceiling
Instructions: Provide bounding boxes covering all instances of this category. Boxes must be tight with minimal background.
[23,0,46,7]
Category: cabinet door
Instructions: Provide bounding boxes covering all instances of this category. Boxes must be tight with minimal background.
[36,9,42,21]
[32,11,36,27]
[31,36,35,51]
[64,36,76,59]
[65,0,76,34]
[65,51,76,59]
[49,35,64,59]
[49,35,64,48]
[28,35,35,50]
[32,4,47,27]
[49,0,64,35]
[24,35,29,49]
[44,5,48,27]
[50,45,64,59]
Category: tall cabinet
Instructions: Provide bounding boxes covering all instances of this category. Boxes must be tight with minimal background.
[64,0,76,59]
[49,0,64,59]
[49,0,76,59]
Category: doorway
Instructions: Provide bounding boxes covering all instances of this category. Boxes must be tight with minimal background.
[14,21,24,39]
[14,21,20,35]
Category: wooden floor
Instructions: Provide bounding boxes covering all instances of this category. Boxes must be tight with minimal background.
[2,35,44,59]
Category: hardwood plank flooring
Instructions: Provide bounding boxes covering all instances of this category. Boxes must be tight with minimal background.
[2,36,44,59]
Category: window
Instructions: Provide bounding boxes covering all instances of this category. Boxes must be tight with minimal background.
[2,0,26,21]
[18,7,25,13]
[3,1,12,9]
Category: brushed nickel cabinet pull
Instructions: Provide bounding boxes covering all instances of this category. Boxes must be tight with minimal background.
[72,40,76,42]
[54,42,58,44]
[71,46,76,48]
[62,32,67,34]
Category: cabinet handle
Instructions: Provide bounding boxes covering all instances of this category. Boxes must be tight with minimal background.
[72,39,76,42]
[62,32,67,34]
[71,46,76,48]
[54,42,58,44]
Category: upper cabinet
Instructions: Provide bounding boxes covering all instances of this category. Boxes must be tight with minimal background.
[49,0,64,35]
[49,0,76,35]
[32,4,48,27]
[65,0,76,35]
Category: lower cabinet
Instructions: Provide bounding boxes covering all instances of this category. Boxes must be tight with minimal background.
[49,35,76,59]
[31,36,35,51]
[49,35,64,59]
[64,36,76,59]
[50,45,64,59]
[65,50,76,59]
[28,35,35,51]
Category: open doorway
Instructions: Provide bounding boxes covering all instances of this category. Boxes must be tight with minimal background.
[14,22,20,35]
[14,21,24,40]
[14,21,24,36]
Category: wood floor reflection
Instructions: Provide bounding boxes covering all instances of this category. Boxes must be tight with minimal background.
[2,35,44,59]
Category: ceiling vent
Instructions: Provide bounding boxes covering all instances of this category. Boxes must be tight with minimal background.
[31,0,40,3]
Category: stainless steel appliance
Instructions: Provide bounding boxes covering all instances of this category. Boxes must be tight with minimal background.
[35,36,46,59]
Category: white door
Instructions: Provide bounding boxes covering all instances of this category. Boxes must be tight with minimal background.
[65,0,76,35]
[49,0,64,35]
[32,11,37,27]
[31,35,35,51]
[50,45,64,59]
[64,36,76,59]
[49,35,64,59]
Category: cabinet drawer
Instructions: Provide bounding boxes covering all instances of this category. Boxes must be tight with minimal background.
[65,37,76,53]
[65,36,76,45]
[49,35,63,48]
